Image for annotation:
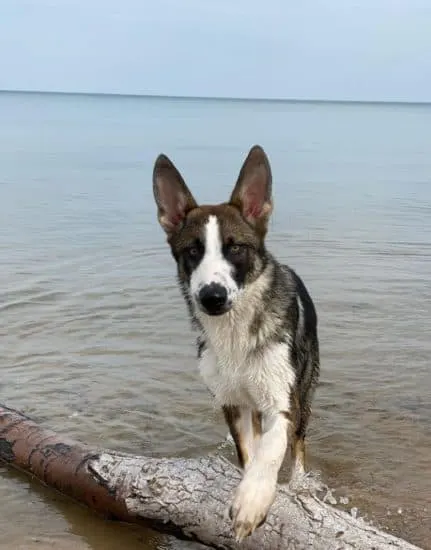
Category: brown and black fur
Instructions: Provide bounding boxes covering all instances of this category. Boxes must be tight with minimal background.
[152,144,320,539]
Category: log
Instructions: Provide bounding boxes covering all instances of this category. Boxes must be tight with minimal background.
[0,403,422,550]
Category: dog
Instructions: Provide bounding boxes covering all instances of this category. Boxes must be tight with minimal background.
[152,145,320,541]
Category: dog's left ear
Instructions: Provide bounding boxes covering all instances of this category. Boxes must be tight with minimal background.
[230,145,273,235]
[153,154,198,238]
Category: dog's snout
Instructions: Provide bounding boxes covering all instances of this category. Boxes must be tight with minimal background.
[198,283,229,315]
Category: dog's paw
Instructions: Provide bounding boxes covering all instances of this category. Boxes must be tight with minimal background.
[229,472,276,542]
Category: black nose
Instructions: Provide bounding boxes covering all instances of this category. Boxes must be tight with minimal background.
[198,283,228,315]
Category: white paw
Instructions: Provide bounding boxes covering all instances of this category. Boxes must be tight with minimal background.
[229,471,276,542]
[291,459,305,480]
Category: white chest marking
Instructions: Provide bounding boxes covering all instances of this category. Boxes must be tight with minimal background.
[199,342,295,413]
[197,271,296,413]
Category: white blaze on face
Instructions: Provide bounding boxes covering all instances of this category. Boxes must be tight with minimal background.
[190,215,239,304]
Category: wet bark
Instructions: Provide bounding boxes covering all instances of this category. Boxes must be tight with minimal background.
[0,403,422,550]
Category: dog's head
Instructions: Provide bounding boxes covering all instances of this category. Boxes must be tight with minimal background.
[152,145,273,317]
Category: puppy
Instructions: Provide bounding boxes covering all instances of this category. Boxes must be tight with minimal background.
[152,145,320,541]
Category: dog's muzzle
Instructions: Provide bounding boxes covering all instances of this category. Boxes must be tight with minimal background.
[197,282,231,316]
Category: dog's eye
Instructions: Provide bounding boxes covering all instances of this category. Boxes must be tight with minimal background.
[226,244,246,259]
[229,244,241,255]
[187,246,199,258]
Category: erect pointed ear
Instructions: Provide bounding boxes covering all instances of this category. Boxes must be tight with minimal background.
[229,145,273,234]
[153,154,198,237]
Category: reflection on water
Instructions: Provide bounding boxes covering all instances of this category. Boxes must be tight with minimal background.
[1,92,430,549]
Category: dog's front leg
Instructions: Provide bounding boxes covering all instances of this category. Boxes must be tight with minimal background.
[223,406,262,469]
[229,411,288,542]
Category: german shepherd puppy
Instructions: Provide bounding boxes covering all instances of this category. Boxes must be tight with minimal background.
[152,145,320,541]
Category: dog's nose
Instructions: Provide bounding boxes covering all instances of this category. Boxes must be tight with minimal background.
[198,283,228,315]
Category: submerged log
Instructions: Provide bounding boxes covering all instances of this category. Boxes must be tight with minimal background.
[0,403,422,550]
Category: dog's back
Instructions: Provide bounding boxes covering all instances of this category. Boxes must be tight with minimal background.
[277,260,320,441]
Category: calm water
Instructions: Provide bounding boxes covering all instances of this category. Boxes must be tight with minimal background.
[0,91,430,549]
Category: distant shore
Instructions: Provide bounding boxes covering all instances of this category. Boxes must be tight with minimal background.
[1,88,430,107]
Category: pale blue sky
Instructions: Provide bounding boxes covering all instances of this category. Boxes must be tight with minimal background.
[1,0,430,101]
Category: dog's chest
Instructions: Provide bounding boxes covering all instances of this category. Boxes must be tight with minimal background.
[198,324,295,412]
[194,275,296,412]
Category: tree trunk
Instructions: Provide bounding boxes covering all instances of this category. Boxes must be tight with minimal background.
[0,403,422,550]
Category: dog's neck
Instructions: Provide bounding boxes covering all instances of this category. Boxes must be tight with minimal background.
[194,263,276,359]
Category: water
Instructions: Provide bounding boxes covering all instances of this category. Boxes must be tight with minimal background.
[0,91,430,549]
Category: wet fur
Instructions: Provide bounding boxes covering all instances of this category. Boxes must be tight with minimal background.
[153,145,320,541]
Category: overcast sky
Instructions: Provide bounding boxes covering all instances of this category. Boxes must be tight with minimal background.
[1,0,430,101]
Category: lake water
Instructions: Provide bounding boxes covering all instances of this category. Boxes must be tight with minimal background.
[0,91,430,549]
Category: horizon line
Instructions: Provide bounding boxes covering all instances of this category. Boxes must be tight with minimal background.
[1,88,430,107]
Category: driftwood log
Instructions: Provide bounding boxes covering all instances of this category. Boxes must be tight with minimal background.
[0,403,422,550]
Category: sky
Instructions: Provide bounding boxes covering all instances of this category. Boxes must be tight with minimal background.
[1,0,430,102]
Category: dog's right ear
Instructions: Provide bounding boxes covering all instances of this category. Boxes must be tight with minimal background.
[229,145,273,237]
[153,154,198,236]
